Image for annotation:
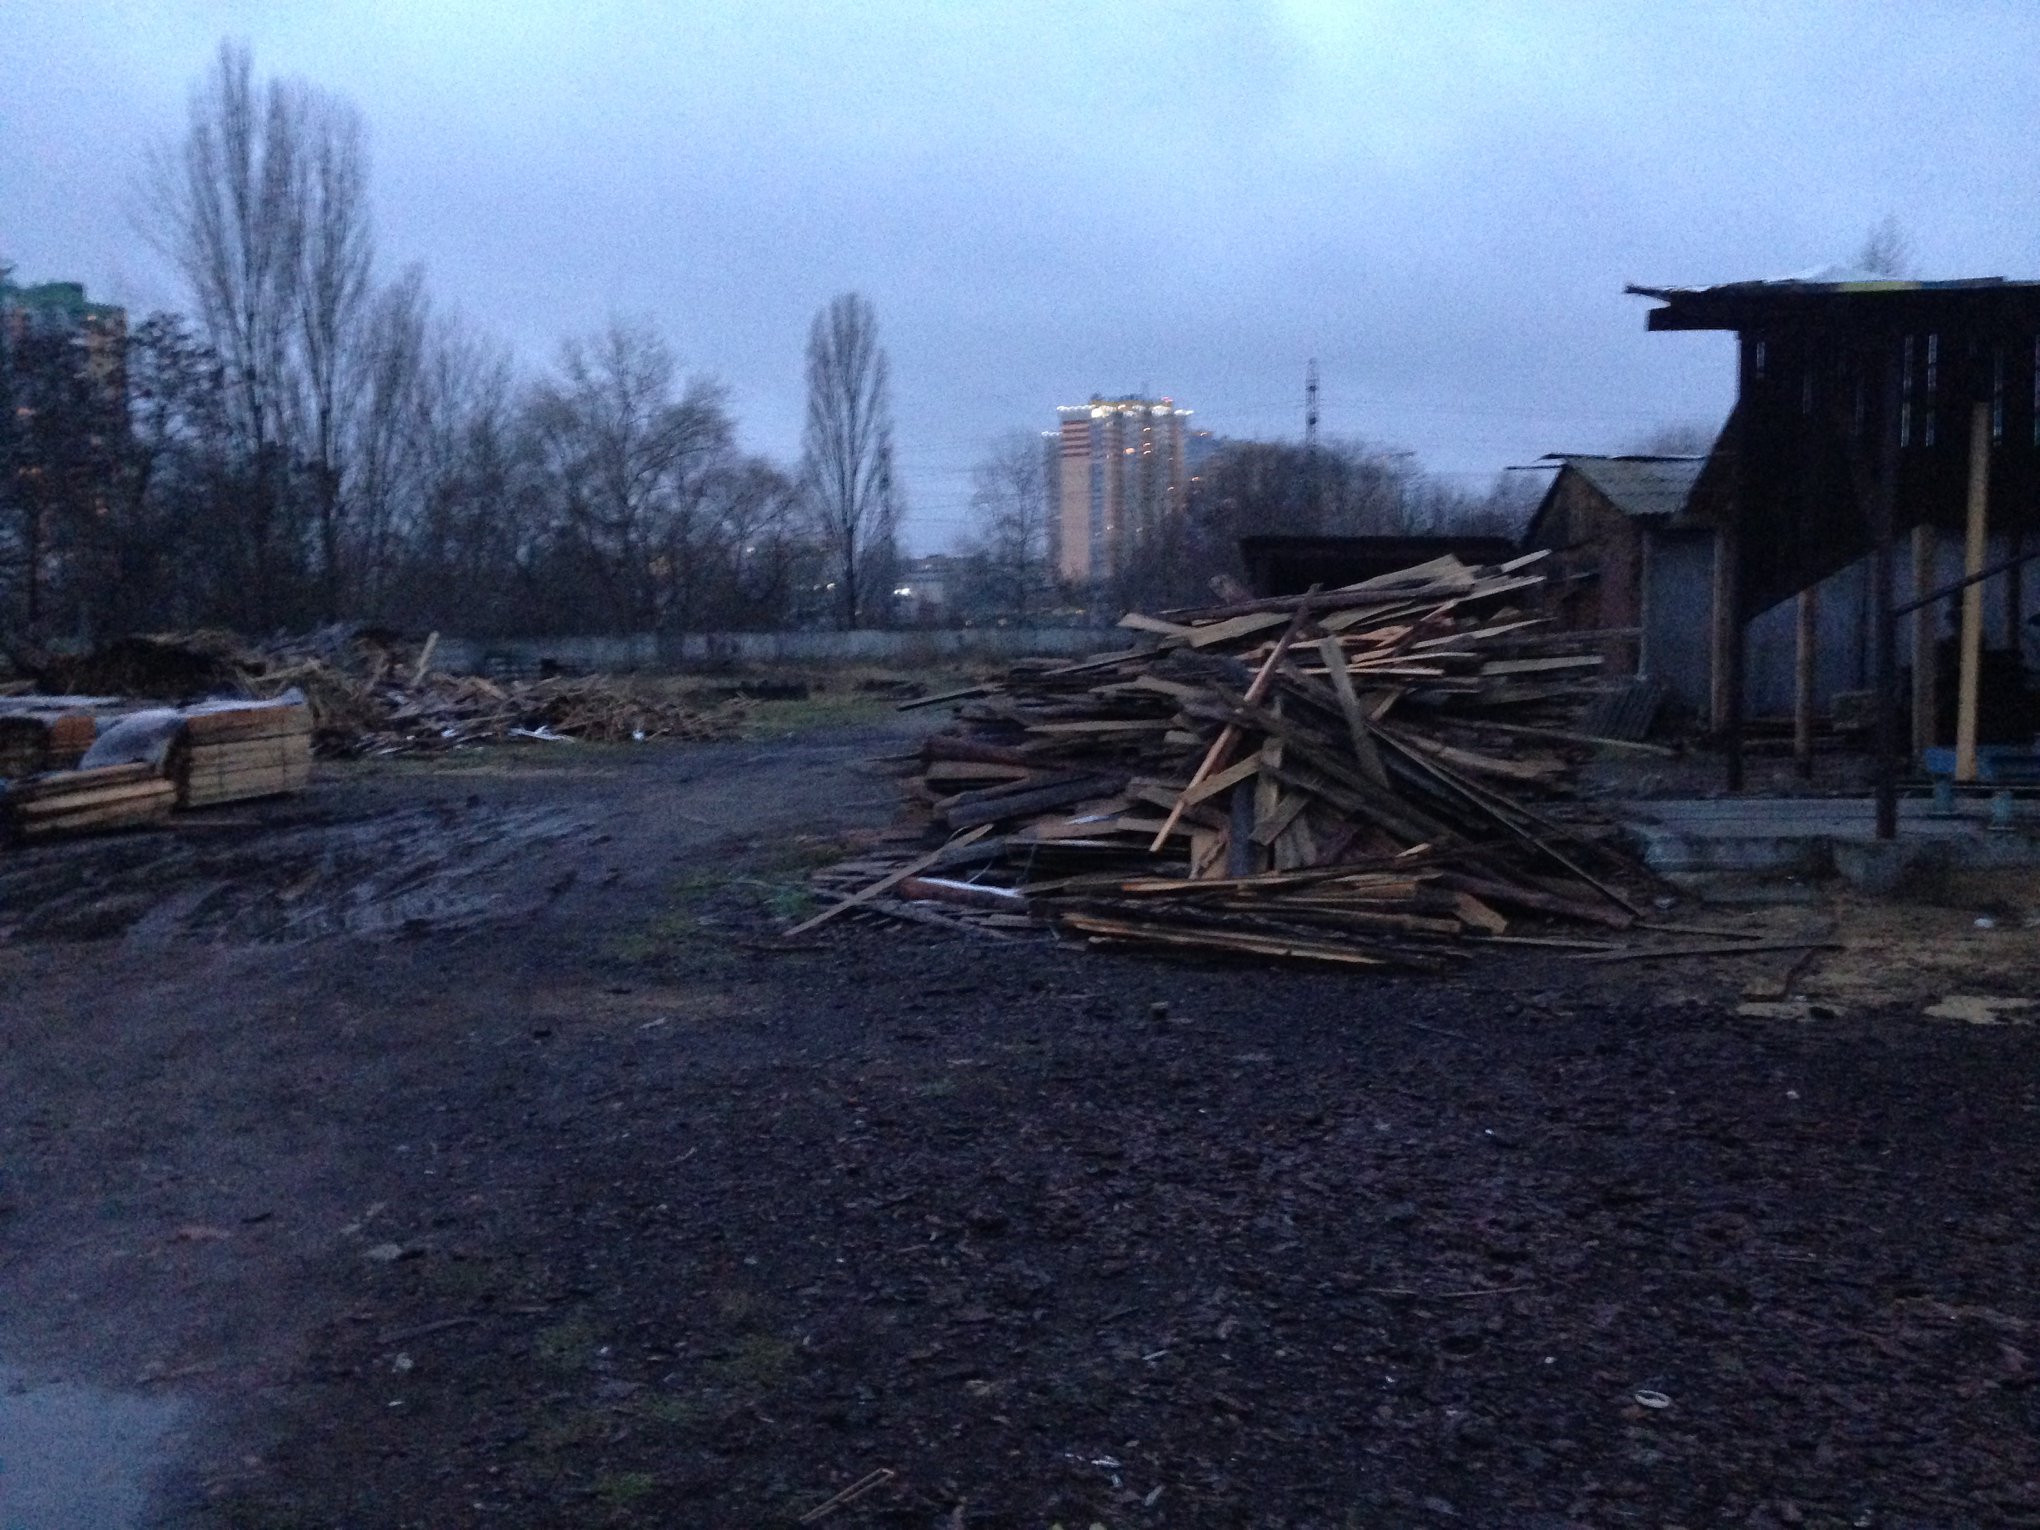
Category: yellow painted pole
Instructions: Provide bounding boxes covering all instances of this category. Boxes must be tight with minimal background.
[1955,402,1991,782]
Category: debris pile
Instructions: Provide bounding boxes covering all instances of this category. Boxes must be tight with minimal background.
[24,628,740,757]
[803,554,1656,966]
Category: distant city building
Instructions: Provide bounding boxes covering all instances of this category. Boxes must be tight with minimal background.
[1,279,130,628]
[1049,395,1197,583]
[0,279,128,411]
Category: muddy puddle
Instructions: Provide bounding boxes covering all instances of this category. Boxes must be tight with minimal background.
[0,1365,185,1528]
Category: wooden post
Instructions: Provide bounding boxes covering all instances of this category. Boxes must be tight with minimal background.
[1911,524,1937,752]
[1873,345,1902,842]
[1711,519,1744,791]
[1955,402,1991,783]
[1794,585,1818,779]
[2006,530,2025,653]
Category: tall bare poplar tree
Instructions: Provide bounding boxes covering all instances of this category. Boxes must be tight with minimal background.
[799,293,894,628]
[144,43,299,485]
[293,88,375,615]
[144,40,382,621]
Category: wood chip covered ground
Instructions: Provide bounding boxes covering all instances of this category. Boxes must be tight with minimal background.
[807,553,1679,966]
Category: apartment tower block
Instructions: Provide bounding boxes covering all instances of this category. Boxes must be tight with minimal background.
[1049,395,1194,583]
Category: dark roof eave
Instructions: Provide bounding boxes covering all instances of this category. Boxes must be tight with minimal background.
[1628,277,2040,334]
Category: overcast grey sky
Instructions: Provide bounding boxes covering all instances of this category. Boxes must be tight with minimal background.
[6,1,2039,551]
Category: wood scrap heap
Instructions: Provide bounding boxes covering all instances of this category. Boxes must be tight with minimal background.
[21,627,740,757]
[801,553,1656,968]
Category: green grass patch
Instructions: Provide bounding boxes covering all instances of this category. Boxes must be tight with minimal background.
[736,691,897,737]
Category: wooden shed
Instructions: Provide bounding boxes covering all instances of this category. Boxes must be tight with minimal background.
[1632,271,2040,829]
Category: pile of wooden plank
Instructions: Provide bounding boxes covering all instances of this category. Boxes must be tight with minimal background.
[4,763,176,841]
[173,698,314,808]
[0,700,98,778]
[800,553,1660,967]
[3,696,317,842]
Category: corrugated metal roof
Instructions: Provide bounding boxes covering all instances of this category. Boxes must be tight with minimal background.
[1540,454,1706,520]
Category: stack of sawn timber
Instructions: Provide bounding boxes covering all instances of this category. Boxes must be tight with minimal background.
[5,763,176,840]
[2,695,312,843]
[174,697,313,807]
[0,698,99,778]
[805,552,1647,967]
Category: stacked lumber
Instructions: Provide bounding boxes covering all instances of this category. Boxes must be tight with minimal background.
[803,553,1653,967]
[174,698,313,807]
[0,700,99,778]
[3,763,175,840]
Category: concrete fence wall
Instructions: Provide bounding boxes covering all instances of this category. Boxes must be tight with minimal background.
[430,626,1133,674]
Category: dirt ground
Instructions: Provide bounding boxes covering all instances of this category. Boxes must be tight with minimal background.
[3,712,2039,1529]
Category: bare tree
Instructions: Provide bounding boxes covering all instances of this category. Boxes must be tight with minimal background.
[1858,213,1915,278]
[799,293,894,628]
[143,42,301,491]
[957,430,1055,620]
[525,318,732,631]
[291,86,376,615]
[344,267,428,617]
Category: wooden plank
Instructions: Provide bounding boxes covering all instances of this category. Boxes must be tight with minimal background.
[1452,892,1509,935]
[1315,635,1387,785]
[946,774,1128,829]
[1437,719,1675,757]
[1436,872,1633,930]
[1026,719,1175,734]
[1149,591,1320,849]
[1183,611,1292,648]
[1177,753,1261,807]
[8,763,166,802]
[1577,938,1843,965]
[896,876,1027,910]
[19,785,175,818]
[1059,911,1393,967]
[785,825,994,935]
[923,760,1032,784]
[921,735,1033,767]
[1479,655,1603,677]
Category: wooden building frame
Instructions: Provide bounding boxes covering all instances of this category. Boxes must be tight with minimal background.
[1630,275,2040,835]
